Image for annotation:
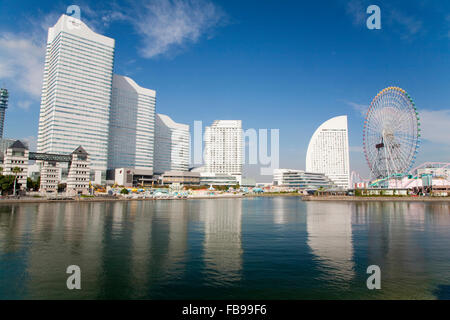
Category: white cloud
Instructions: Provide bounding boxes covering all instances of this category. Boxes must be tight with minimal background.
[21,136,37,152]
[419,109,450,146]
[132,0,226,58]
[345,0,366,26]
[0,34,45,99]
[17,100,33,110]
[343,0,425,40]
[388,9,423,40]
[345,100,368,117]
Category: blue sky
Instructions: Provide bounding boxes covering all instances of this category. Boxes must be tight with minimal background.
[0,0,449,180]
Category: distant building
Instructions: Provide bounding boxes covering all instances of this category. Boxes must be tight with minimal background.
[306,115,350,189]
[159,170,200,186]
[66,146,90,195]
[3,140,29,189]
[113,168,156,187]
[199,172,239,186]
[204,120,243,180]
[154,114,190,174]
[37,14,115,179]
[108,75,156,171]
[0,88,8,139]
[273,168,335,190]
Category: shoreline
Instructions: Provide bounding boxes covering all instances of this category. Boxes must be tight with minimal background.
[0,193,448,204]
[300,195,450,202]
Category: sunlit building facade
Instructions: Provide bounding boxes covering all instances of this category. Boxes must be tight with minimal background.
[154,114,189,174]
[37,14,115,177]
[306,115,350,189]
[204,120,243,179]
[273,168,335,190]
[108,75,156,172]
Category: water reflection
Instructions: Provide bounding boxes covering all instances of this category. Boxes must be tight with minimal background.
[0,199,449,299]
[201,199,243,285]
[306,202,355,284]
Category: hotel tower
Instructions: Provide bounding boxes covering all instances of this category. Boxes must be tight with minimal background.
[37,14,115,177]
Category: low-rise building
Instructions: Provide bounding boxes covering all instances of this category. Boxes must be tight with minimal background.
[199,172,239,186]
[66,146,90,195]
[273,168,335,190]
[113,168,155,187]
[159,171,200,185]
[3,140,29,189]
[40,161,61,194]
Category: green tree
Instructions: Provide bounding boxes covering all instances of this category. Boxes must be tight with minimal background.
[0,175,18,195]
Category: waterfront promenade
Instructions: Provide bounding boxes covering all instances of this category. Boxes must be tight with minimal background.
[0,193,448,204]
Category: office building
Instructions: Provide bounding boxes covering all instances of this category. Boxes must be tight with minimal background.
[204,120,243,179]
[0,88,8,139]
[37,14,115,179]
[273,168,335,190]
[154,114,190,174]
[108,75,156,172]
[306,115,350,189]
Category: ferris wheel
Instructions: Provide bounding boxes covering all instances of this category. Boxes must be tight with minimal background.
[363,87,421,179]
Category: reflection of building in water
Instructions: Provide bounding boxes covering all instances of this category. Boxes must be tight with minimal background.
[273,197,288,225]
[165,201,189,274]
[202,199,243,284]
[24,203,105,298]
[306,202,354,283]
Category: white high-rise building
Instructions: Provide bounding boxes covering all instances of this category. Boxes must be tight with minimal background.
[37,14,115,176]
[306,115,350,189]
[108,75,156,171]
[204,120,243,178]
[154,114,189,174]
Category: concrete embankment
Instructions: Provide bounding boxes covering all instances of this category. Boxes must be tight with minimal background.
[301,196,450,202]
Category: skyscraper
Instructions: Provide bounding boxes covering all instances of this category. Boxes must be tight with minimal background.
[108,75,156,171]
[204,120,243,178]
[37,14,115,176]
[0,88,8,139]
[154,114,190,174]
[306,115,350,189]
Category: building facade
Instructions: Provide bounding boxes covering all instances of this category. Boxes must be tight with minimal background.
[37,14,115,177]
[204,120,243,178]
[273,168,335,190]
[108,75,156,171]
[0,88,8,139]
[3,140,29,189]
[154,114,190,174]
[39,161,61,193]
[159,170,200,186]
[66,146,90,195]
[306,115,350,189]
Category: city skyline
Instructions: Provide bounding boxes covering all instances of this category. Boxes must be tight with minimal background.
[0,0,449,180]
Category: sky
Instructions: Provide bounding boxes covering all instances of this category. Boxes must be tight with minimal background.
[0,0,449,181]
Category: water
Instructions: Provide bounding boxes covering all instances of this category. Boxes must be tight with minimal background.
[0,197,449,300]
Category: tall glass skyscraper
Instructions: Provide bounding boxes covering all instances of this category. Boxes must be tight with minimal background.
[37,14,115,173]
[306,115,350,189]
[108,75,156,171]
[0,88,8,139]
[154,114,190,174]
